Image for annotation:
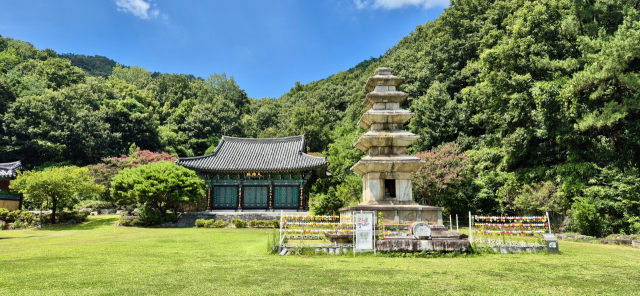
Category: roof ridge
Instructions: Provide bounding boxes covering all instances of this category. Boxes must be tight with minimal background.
[221,135,304,143]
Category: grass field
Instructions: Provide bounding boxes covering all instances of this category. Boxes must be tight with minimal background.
[1,216,639,295]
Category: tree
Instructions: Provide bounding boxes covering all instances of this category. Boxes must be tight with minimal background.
[86,149,177,205]
[412,142,469,209]
[110,162,204,219]
[309,188,344,215]
[10,166,104,224]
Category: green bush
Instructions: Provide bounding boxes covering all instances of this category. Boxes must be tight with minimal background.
[213,220,227,228]
[131,219,144,227]
[135,203,163,226]
[204,219,215,228]
[119,219,132,226]
[231,218,247,228]
[0,208,9,221]
[58,209,89,224]
[74,200,113,211]
[18,211,36,224]
[164,212,178,223]
[248,220,279,228]
[0,221,6,230]
[568,197,603,237]
[0,209,38,224]
[13,219,23,228]
[195,219,205,228]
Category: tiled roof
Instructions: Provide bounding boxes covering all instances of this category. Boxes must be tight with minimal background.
[176,135,328,172]
[0,161,23,179]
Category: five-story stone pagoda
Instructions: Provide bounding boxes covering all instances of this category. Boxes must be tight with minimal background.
[339,67,443,226]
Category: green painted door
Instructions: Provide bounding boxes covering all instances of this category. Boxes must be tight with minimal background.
[243,186,268,209]
[274,186,299,209]
[213,186,238,209]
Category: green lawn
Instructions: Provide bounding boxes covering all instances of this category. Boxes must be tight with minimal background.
[1,216,639,295]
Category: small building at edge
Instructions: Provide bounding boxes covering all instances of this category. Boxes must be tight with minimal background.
[0,161,24,211]
[176,135,329,212]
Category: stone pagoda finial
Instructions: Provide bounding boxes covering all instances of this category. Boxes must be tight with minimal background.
[351,67,423,205]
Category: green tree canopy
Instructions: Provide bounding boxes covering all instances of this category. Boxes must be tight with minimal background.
[9,166,104,224]
[110,162,205,216]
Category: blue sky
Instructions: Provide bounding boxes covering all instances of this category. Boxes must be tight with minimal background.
[0,0,446,98]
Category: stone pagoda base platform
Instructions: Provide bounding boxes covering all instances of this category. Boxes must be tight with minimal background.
[376,239,471,252]
[339,204,443,225]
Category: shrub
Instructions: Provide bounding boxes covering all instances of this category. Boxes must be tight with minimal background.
[204,219,215,228]
[568,197,603,237]
[6,210,18,222]
[135,203,164,226]
[17,211,36,224]
[270,220,280,228]
[231,218,247,228]
[249,220,258,227]
[58,209,89,223]
[131,219,144,227]
[195,219,206,228]
[213,220,227,228]
[13,219,23,228]
[0,208,9,221]
[0,221,6,230]
[119,219,131,226]
[267,231,279,254]
[164,212,178,223]
[74,200,113,211]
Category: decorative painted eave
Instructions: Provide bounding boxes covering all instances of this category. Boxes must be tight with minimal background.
[0,161,23,179]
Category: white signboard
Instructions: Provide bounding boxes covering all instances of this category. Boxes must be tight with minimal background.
[355,212,373,250]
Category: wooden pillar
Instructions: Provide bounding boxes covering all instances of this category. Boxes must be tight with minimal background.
[268,183,274,211]
[298,186,304,211]
[207,187,212,211]
[238,183,243,212]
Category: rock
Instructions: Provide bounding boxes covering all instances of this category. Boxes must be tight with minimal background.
[556,233,567,240]
[329,248,335,255]
[66,219,76,225]
[632,240,640,248]
[343,247,350,254]
[315,247,322,253]
[323,247,329,253]
[161,222,172,227]
[617,235,636,240]
[116,210,124,215]
[99,209,116,215]
[90,211,98,216]
[601,239,632,245]
[280,248,289,256]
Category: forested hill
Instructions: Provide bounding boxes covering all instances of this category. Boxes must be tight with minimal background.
[58,53,119,78]
[1,0,639,235]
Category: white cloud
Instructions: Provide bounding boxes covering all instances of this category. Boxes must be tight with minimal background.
[355,0,449,9]
[115,0,161,20]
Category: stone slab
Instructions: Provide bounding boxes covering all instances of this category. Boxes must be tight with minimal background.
[601,239,633,245]
[340,204,443,212]
[633,240,640,248]
[175,212,216,227]
[375,239,471,252]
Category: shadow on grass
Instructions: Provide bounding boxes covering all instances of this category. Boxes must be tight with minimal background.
[43,216,119,232]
